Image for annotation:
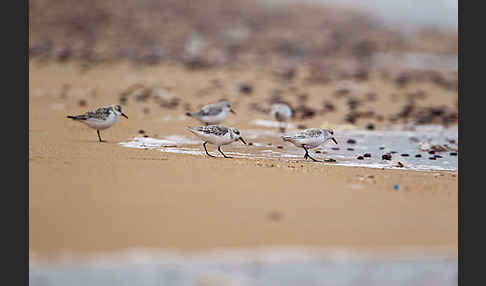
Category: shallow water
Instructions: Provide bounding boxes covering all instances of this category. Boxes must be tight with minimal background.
[30,249,458,286]
[120,124,458,172]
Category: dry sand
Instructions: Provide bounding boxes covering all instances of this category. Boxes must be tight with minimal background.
[29,61,457,259]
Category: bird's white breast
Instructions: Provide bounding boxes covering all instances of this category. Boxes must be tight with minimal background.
[84,113,119,130]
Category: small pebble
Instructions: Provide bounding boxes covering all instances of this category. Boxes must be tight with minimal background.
[78,99,87,107]
[331,147,340,150]
[379,147,385,150]
[415,154,422,158]
[363,153,371,157]
[347,139,357,144]
[268,211,283,221]
[239,83,253,94]
[382,154,392,160]
[429,150,436,154]
[347,148,354,151]
[143,107,150,114]
[434,155,443,158]
[429,157,436,160]
[390,151,398,154]
[297,124,307,130]
[138,130,145,134]
[401,153,409,157]
[143,135,149,138]
[357,156,364,160]
[248,142,253,146]
[394,184,400,191]
[366,123,375,130]
[277,146,284,149]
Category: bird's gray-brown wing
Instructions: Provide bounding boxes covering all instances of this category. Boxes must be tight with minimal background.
[69,107,111,120]
[193,125,229,136]
[303,128,323,138]
[197,104,223,116]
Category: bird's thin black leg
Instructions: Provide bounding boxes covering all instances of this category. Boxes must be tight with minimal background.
[218,146,232,158]
[203,142,216,157]
[303,146,321,162]
[97,130,106,143]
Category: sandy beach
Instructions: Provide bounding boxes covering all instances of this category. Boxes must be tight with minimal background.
[29,61,457,259]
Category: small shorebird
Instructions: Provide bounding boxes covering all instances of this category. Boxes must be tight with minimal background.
[282,128,338,162]
[186,100,235,125]
[67,104,128,142]
[270,103,293,132]
[187,125,246,158]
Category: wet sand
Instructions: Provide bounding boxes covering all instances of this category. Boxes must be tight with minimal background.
[29,62,457,259]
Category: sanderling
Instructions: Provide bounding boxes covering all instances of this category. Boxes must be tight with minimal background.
[186,100,235,125]
[67,104,128,142]
[282,128,338,162]
[187,125,246,158]
[270,103,293,132]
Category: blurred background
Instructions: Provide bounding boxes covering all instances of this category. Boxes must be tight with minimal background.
[30,0,457,70]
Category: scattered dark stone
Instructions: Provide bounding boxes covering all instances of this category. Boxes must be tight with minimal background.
[138,130,146,134]
[345,112,358,124]
[248,142,253,146]
[143,135,149,138]
[409,137,420,143]
[379,147,385,150]
[347,148,354,151]
[450,152,457,156]
[401,153,409,157]
[357,156,364,160]
[394,72,411,88]
[363,153,371,157]
[428,151,436,154]
[331,147,340,150]
[366,123,375,130]
[415,154,422,158]
[347,139,357,144]
[382,154,392,160]
[119,94,128,105]
[78,99,87,107]
[429,157,436,160]
[297,94,308,103]
[347,98,360,110]
[277,146,284,149]
[334,88,350,97]
[297,124,307,130]
[390,151,398,154]
[268,210,283,221]
[354,69,369,81]
[143,107,150,114]
[397,104,415,119]
[434,155,443,158]
[267,143,272,146]
[295,105,316,119]
[323,101,336,112]
[239,83,253,94]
